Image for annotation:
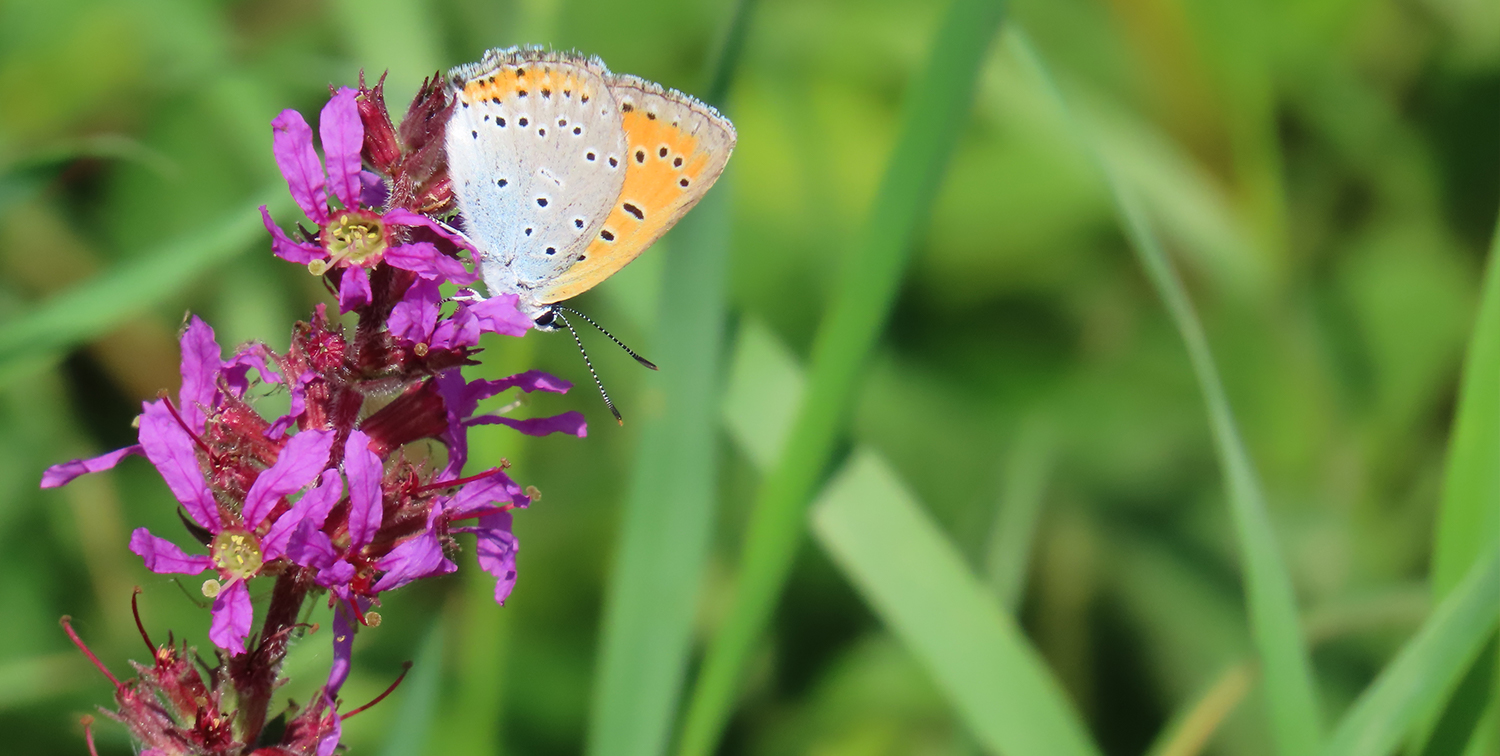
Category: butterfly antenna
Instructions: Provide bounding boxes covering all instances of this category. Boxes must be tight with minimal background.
[558,306,658,370]
[552,309,624,425]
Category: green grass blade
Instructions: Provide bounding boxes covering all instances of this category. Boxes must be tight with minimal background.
[1322,547,1500,756]
[377,621,446,756]
[1006,29,1323,756]
[810,450,1101,756]
[983,418,1055,612]
[1418,634,1497,756]
[675,2,1007,752]
[586,6,754,753]
[1433,197,1500,592]
[1414,199,1500,755]
[0,188,290,379]
[1144,662,1256,756]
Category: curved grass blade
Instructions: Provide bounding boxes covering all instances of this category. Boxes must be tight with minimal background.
[376,621,445,756]
[0,188,291,380]
[1416,202,1500,755]
[674,1,1008,752]
[1322,547,1500,756]
[1145,662,1256,756]
[1005,28,1323,756]
[811,450,1101,756]
[586,5,755,755]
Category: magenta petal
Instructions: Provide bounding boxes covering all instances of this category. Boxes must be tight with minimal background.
[383,208,473,251]
[471,411,588,438]
[320,88,364,209]
[271,109,329,223]
[384,242,477,285]
[261,206,325,264]
[371,529,455,593]
[242,429,335,530]
[388,278,442,344]
[138,400,221,531]
[129,528,213,574]
[209,580,253,655]
[224,343,282,398]
[263,468,342,559]
[266,370,315,440]
[448,468,529,517]
[345,430,383,549]
[466,293,532,337]
[338,266,372,313]
[474,511,519,604]
[178,316,222,432]
[286,519,338,569]
[327,601,356,695]
[40,444,142,488]
[360,170,389,209]
[430,303,480,349]
[314,559,356,588]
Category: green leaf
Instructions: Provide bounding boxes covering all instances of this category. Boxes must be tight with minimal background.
[586,6,754,754]
[1006,29,1324,756]
[810,449,1101,756]
[1322,547,1500,756]
[675,1,1008,752]
[1144,662,1256,756]
[0,188,291,382]
[377,621,446,756]
[983,418,1056,612]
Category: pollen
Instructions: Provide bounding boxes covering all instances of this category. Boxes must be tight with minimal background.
[323,211,388,268]
[201,578,222,598]
[212,529,264,582]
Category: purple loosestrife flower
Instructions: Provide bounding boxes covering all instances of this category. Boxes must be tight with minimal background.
[46,81,589,754]
[260,87,478,313]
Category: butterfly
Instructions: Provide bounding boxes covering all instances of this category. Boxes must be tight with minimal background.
[444,47,736,327]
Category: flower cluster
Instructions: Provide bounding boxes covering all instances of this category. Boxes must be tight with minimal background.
[46,76,581,754]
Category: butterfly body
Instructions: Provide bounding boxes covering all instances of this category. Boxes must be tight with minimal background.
[445,48,736,326]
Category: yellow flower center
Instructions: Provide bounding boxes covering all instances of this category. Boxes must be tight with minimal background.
[320,212,387,271]
[211,529,264,582]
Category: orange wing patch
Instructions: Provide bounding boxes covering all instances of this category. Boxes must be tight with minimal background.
[459,65,600,108]
[539,83,735,304]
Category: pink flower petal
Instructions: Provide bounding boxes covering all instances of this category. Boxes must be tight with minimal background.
[286,519,339,569]
[360,170,389,209]
[384,242,477,285]
[430,303,480,349]
[470,411,588,438]
[129,528,213,574]
[371,528,455,593]
[138,400,221,531]
[40,444,142,488]
[263,468,343,559]
[266,370,315,440]
[345,430,383,549]
[261,206,325,264]
[474,511,519,604]
[466,293,532,337]
[327,601,357,695]
[271,110,329,223]
[314,559,356,588]
[383,208,473,251]
[209,579,253,655]
[447,468,529,518]
[242,429,335,530]
[338,266,372,313]
[388,278,442,344]
[320,88,364,210]
[177,316,222,432]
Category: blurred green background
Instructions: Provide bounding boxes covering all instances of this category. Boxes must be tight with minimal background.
[1,0,1497,754]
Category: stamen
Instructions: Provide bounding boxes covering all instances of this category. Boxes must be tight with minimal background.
[411,465,508,495]
[131,587,156,654]
[81,716,101,756]
[159,393,216,459]
[341,661,413,720]
[60,617,121,688]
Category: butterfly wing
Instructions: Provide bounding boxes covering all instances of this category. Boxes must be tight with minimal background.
[535,76,736,305]
[446,48,629,305]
